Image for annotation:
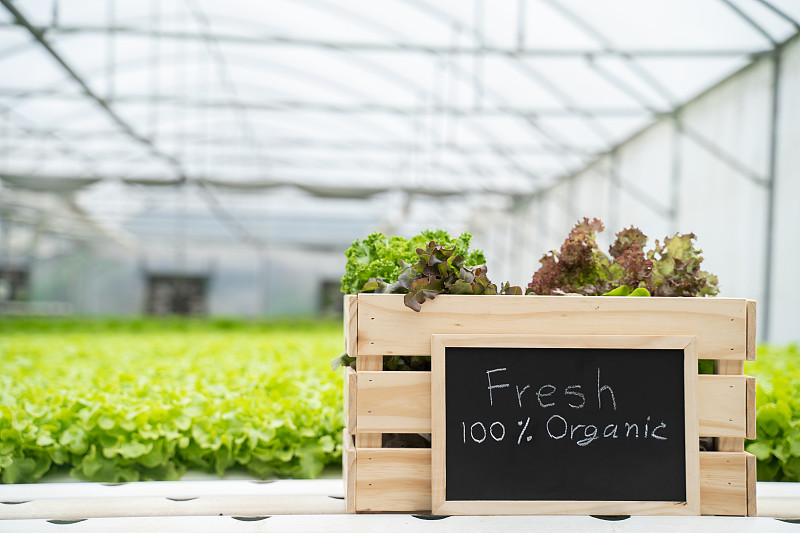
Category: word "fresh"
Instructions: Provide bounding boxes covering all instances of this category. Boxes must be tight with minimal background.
[485,367,617,411]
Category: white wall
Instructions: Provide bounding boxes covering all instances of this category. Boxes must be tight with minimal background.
[481,35,799,343]
[770,37,800,344]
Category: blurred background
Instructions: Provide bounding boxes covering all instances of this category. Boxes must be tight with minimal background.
[0,0,798,342]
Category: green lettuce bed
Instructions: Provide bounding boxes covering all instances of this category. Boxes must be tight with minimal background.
[0,318,343,483]
[746,343,800,482]
[1,318,796,484]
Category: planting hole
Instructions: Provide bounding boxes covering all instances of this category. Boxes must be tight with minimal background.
[413,515,450,520]
[591,515,630,521]
[47,519,87,525]
[232,516,269,522]
[166,497,198,502]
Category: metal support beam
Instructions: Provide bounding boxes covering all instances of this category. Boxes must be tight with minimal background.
[196,181,266,250]
[148,0,160,139]
[3,11,424,168]
[516,0,526,50]
[0,91,657,117]
[669,114,682,227]
[539,0,678,107]
[0,0,291,253]
[607,150,620,233]
[0,0,185,180]
[504,60,619,145]
[680,124,769,187]
[525,30,798,202]
[0,212,9,268]
[0,104,100,174]
[185,0,262,159]
[761,50,782,341]
[10,12,522,182]
[473,0,484,110]
[718,0,778,47]
[618,175,673,220]
[755,0,800,31]
[1,147,513,177]
[0,23,767,58]
[586,58,660,113]
[398,0,640,164]
[721,0,787,359]
[0,128,592,155]
[105,0,115,98]
[333,0,574,180]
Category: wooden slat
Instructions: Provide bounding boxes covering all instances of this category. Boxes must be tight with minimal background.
[355,434,382,449]
[700,452,748,516]
[357,295,747,359]
[746,300,757,361]
[698,375,749,438]
[355,432,382,449]
[356,357,382,372]
[355,449,431,512]
[357,371,430,433]
[344,295,358,358]
[355,310,382,448]
[746,452,757,517]
[343,430,356,513]
[345,367,357,434]
[716,358,745,452]
[437,499,695,516]
[352,371,425,434]
[746,376,757,439]
[354,371,749,438]
[717,438,745,452]
[717,360,744,374]
[685,339,702,515]
[352,449,748,515]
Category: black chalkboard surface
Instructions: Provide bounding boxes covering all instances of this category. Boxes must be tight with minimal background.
[431,334,700,516]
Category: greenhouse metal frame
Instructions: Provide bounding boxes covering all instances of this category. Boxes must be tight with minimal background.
[0,0,798,340]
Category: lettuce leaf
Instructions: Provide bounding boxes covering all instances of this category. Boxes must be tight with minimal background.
[646,233,719,297]
[362,241,521,311]
[527,218,718,297]
[340,230,485,294]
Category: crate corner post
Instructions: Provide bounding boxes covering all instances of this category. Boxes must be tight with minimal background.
[344,294,358,359]
[343,429,356,513]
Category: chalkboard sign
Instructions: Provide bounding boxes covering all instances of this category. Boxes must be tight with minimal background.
[431,334,699,515]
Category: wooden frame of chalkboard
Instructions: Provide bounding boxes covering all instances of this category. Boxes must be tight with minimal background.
[431,334,700,515]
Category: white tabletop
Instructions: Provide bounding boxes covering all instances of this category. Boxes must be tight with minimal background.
[0,479,797,532]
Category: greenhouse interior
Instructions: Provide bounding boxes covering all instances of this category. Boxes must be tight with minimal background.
[1,0,799,529]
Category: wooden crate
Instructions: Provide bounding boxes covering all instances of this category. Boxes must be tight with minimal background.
[342,294,758,516]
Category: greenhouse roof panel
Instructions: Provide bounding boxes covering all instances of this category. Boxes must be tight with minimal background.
[0,0,797,248]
